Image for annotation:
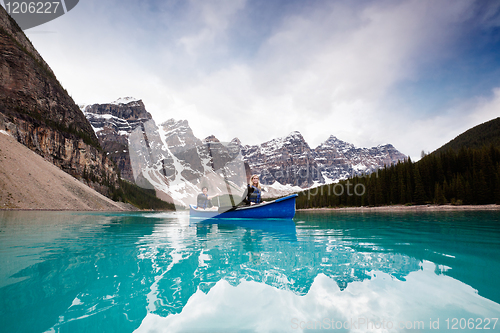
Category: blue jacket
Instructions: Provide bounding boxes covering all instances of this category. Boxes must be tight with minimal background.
[248,185,262,204]
[197,193,211,209]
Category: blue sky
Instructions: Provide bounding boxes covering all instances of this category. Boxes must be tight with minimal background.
[16,0,500,159]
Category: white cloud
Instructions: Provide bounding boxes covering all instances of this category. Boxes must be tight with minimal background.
[468,88,500,126]
[159,0,480,151]
[26,0,499,159]
[177,0,246,58]
[378,86,500,160]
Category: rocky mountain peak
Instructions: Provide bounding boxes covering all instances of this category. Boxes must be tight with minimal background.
[313,136,407,181]
[160,119,202,151]
[230,137,241,145]
[82,98,151,121]
[377,143,396,150]
[111,97,142,106]
[242,131,321,187]
[81,99,156,182]
[203,135,220,143]
[316,135,355,151]
[288,131,303,139]
[255,131,311,157]
[162,118,189,127]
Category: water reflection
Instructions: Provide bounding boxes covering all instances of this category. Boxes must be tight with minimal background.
[0,212,159,333]
[0,211,499,333]
[136,262,500,333]
[294,210,500,303]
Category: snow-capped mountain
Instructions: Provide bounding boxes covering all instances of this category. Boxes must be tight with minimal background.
[241,132,407,188]
[241,131,324,188]
[83,98,407,206]
[80,98,152,182]
[82,98,249,208]
[313,135,406,183]
[129,122,248,208]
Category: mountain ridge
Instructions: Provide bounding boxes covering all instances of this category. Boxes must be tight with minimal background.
[83,98,407,205]
[241,130,407,188]
[434,117,500,155]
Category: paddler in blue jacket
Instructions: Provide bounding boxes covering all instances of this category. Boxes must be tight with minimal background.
[197,187,219,209]
[242,175,263,205]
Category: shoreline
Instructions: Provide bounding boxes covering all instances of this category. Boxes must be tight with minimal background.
[297,204,500,212]
[3,204,500,213]
[0,207,173,212]
[0,209,137,212]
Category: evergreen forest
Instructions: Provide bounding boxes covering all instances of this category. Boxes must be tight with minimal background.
[296,117,500,209]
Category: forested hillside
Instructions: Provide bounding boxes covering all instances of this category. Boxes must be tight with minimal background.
[297,117,500,208]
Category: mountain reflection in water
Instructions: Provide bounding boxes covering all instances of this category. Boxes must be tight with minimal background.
[0,210,499,333]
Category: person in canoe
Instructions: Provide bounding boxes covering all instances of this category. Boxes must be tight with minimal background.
[242,175,263,205]
[197,187,219,210]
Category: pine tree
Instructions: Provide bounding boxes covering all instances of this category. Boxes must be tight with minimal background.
[399,172,406,204]
[495,165,500,204]
[474,169,489,204]
[442,179,450,200]
[413,166,427,205]
[434,183,446,205]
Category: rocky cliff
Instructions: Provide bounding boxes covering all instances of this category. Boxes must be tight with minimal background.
[81,97,152,182]
[0,6,119,196]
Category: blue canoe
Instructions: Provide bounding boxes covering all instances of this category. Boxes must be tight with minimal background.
[189,194,298,219]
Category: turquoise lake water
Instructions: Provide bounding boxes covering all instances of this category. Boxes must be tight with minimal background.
[1,210,499,332]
